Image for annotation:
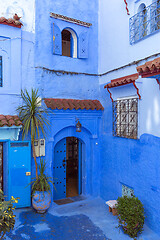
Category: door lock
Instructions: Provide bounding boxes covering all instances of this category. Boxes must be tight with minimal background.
[26,172,31,176]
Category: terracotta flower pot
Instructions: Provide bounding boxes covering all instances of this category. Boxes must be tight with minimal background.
[32,191,51,213]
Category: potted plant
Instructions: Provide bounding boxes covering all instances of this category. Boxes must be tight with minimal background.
[17,88,49,179]
[17,89,51,211]
[31,158,55,213]
[0,190,18,239]
[116,195,145,239]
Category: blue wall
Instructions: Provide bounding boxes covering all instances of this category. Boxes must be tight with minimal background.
[34,0,101,201]
[0,24,35,115]
[1,0,160,235]
[98,0,160,235]
[98,81,160,234]
[35,0,99,100]
[100,118,160,232]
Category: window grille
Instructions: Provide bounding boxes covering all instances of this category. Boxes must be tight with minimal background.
[0,57,2,87]
[10,142,29,147]
[112,98,138,139]
[122,184,134,197]
[130,0,160,44]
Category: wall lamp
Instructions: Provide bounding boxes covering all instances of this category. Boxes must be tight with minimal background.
[76,119,82,132]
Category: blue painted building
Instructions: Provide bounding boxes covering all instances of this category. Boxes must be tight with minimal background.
[99,0,160,235]
[1,0,160,236]
[0,4,35,208]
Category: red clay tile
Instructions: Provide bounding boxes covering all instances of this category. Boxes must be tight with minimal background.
[44,99,104,111]
[104,73,139,89]
[137,57,160,77]
[0,14,23,28]
[0,115,22,127]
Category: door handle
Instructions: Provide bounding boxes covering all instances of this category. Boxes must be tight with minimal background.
[26,172,31,176]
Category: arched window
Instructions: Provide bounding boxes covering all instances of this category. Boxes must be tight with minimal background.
[61,28,77,58]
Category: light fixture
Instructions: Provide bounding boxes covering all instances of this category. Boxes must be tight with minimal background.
[76,120,82,132]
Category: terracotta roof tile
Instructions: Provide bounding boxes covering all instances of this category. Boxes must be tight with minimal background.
[104,73,139,89]
[0,14,23,28]
[44,98,104,111]
[137,57,160,77]
[0,115,22,127]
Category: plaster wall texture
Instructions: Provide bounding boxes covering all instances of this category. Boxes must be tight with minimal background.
[35,0,99,99]
[0,16,35,115]
[100,130,160,233]
[0,25,21,115]
[98,0,160,235]
[99,82,160,234]
[0,0,35,32]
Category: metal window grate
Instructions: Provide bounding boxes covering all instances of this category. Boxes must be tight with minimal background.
[10,142,29,147]
[0,56,2,87]
[112,98,138,139]
[130,0,160,44]
[122,184,134,197]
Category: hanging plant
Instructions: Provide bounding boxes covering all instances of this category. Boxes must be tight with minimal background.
[116,195,145,239]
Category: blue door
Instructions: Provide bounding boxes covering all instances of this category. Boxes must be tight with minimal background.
[53,138,66,200]
[8,141,31,208]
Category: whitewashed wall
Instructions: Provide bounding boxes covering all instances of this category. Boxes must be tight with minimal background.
[0,0,35,32]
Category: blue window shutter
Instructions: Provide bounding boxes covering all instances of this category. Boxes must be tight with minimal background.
[78,32,88,59]
[53,23,62,55]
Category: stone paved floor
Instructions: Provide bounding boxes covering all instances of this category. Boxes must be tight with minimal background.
[5,197,160,240]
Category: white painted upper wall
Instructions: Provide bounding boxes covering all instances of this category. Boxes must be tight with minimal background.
[0,0,35,32]
[98,0,160,81]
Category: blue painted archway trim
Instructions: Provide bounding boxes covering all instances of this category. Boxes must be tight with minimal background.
[53,126,92,197]
[44,109,103,201]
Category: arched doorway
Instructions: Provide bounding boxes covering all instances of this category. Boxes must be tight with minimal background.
[53,137,82,201]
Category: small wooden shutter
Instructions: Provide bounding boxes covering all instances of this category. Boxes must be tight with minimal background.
[53,23,62,55]
[78,32,88,59]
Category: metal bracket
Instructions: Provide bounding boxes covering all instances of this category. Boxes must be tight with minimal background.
[156,79,160,89]
[133,81,141,99]
[107,87,113,102]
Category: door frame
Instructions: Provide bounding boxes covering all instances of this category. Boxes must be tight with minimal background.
[66,137,82,197]
[50,120,101,198]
